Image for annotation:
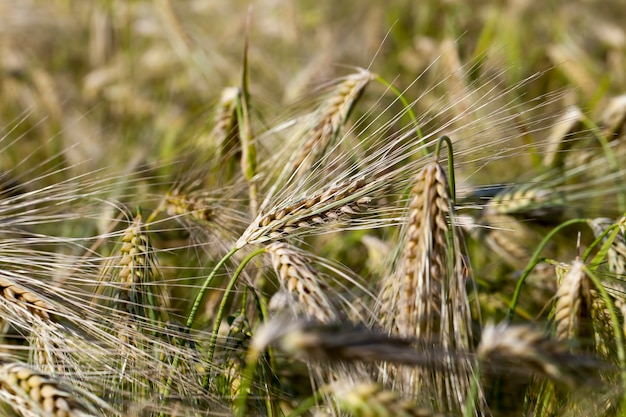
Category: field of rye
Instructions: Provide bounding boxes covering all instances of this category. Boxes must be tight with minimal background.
[1,1,626,416]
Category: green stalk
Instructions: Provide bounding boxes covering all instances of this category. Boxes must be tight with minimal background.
[238,8,258,215]
[582,223,619,264]
[186,246,239,328]
[286,389,326,417]
[588,224,620,270]
[235,344,262,417]
[507,218,589,323]
[159,246,239,409]
[203,248,266,388]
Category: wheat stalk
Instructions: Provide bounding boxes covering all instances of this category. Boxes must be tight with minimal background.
[236,176,370,248]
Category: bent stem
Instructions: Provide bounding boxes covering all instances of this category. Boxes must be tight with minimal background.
[507,218,589,323]
[203,247,267,388]
[435,135,456,203]
[186,246,240,328]
[159,246,239,409]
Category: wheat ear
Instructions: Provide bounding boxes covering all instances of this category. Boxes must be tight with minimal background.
[589,292,622,358]
[114,213,157,319]
[599,94,626,139]
[586,217,626,356]
[0,362,101,417]
[266,242,339,322]
[401,161,450,337]
[237,176,370,248]
[381,161,472,340]
[211,87,241,182]
[486,183,565,218]
[290,69,375,175]
[164,190,214,223]
[458,213,535,269]
[253,318,442,367]
[553,261,591,341]
[211,87,240,150]
[542,105,583,168]
[478,322,597,387]
[0,275,56,324]
[378,160,480,414]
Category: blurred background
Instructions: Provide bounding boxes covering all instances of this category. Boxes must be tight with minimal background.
[2,0,625,179]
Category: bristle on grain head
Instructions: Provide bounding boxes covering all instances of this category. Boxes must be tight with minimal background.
[328,380,446,417]
[0,362,99,417]
[291,69,375,175]
[266,242,339,322]
[236,176,370,248]
[478,322,599,387]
